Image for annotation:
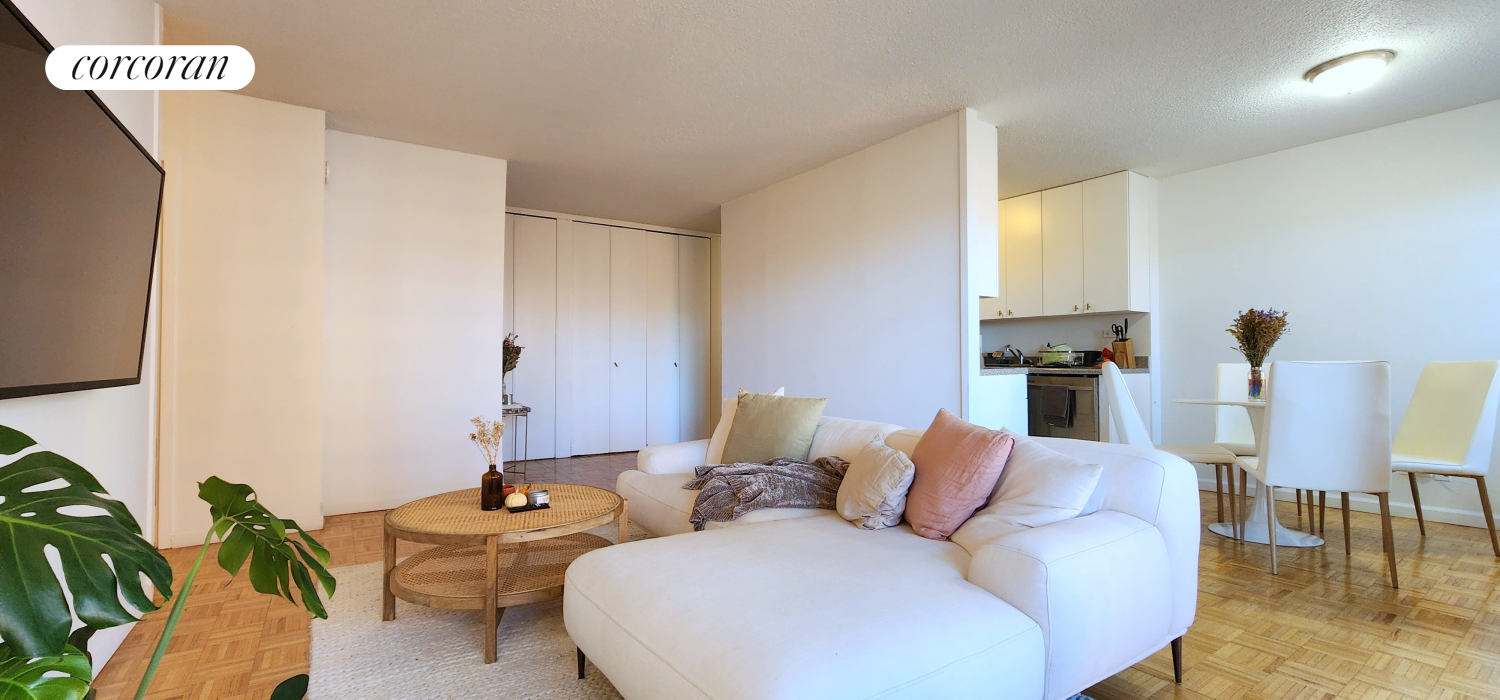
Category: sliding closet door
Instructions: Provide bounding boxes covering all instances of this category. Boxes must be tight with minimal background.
[507,215,558,460]
[678,235,711,440]
[572,223,611,455]
[609,227,648,452]
[645,233,680,445]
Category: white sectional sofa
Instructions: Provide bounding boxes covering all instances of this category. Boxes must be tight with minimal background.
[565,415,1200,700]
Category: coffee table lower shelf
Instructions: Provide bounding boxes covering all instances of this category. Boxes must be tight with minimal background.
[389,532,611,610]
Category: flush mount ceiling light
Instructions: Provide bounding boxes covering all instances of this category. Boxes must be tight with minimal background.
[1304,50,1396,95]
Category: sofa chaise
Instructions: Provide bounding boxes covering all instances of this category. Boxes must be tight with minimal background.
[564,415,1199,700]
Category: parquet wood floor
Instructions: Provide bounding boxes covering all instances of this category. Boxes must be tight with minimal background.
[93,453,1500,699]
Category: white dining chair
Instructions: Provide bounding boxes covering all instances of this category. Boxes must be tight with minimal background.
[1212,363,1326,534]
[1101,362,1239,533]
[1392,360,1500,557]
[1233,361,1397,586]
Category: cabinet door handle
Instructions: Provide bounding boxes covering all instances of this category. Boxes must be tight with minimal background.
[1085,303,1091,311]
[1073,305,1079,312]
[614,362,618,367]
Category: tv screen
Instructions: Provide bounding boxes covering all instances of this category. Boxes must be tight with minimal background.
[0,0,164,399]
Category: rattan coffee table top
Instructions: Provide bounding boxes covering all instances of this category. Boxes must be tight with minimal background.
[386,484,622,537]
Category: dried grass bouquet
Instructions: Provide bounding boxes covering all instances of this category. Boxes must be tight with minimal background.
[503,333,524,375]
[1227,308,1289,368]
[469,416,505,466]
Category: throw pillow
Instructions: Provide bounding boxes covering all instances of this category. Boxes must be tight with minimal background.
[950,431,1104,554]
[837,440,917,530]
[705,387,783,465]
[720,390,827,464]
[904,409,1015,540]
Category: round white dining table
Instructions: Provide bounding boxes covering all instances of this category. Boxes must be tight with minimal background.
[1174,399,1324,548]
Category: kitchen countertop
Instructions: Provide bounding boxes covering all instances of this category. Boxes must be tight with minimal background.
[980,365,1149,376]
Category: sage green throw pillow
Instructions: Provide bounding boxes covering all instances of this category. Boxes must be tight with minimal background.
[720,390,828,464]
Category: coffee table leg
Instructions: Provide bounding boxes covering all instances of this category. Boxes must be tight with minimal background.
[619,499,630,544]
[485,534,499,664]
[382,527,396,621]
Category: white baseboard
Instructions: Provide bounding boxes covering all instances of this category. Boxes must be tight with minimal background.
[1195,476,1492,529]
[323,494,422,517]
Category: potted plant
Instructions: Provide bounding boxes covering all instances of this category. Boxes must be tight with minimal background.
[1227,308,1290,400]
[502,333,524,405]
[0,424,333,700]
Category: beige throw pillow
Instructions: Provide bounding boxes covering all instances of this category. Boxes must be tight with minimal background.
[705,387,783,465]
[720,390,827,464]
[949,430,1103,554]
[837,440,916,530]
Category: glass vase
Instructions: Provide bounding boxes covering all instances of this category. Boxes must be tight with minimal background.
[1247,366,1265,402]
[480,463,504,511]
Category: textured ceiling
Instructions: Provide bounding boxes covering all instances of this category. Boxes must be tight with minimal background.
[159,0,1500,233]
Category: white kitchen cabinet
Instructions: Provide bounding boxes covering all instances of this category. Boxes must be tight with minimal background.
[1041,183,1084,316]
[993,171,1152,320]
[571,223,612,455]
[1003,192,1043,317]
[645,232,681,446]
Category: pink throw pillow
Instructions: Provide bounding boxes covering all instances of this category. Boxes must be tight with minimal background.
[905,409,1016,540]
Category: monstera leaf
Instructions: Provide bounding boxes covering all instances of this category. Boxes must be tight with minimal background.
[0,427,173,658]
[198,477,335,617]
[0,642,91,700]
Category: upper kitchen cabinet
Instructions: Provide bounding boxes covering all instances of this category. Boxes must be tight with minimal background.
[992,171,1152,319]
[1002,192,1043,317]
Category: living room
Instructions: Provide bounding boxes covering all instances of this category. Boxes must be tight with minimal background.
[2,1,1498,699]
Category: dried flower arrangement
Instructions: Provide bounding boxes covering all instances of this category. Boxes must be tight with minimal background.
[1227,308,1290,368]
[503,333,524,375]
[469,416,505,466]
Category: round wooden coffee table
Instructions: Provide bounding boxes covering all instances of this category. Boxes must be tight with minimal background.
[382,484,628,663]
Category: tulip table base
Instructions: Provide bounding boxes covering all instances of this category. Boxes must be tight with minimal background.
[1208,485,1324,547]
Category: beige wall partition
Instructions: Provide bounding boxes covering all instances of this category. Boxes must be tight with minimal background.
[158,91,326,546]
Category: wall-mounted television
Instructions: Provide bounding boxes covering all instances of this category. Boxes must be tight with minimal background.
[0,0,165,400]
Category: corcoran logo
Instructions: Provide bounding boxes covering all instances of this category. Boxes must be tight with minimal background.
[45,45,254,90]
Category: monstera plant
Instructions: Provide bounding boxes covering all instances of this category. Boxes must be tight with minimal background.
[0,425,333,700]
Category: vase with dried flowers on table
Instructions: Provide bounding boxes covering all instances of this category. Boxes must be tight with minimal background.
[470,416,506,510]
[1228,308,1289,401]
[502,333,524,405]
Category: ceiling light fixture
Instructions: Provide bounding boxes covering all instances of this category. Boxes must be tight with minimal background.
[1304,50,1395,95]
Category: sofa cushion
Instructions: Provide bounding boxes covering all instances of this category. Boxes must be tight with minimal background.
[705,388,784,465]
[950,432,1103,555]
[905,410,1015,540]
[564,516,1045,700]
[837,440,916,530]
[721,391,827,464]
[615,470,830,537]
[808,416,904,460]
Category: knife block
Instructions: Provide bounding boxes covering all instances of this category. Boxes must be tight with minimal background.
[1111,340,1135,369]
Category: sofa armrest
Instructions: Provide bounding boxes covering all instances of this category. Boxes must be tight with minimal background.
[966,511,1174,700]
[637,439,710,474]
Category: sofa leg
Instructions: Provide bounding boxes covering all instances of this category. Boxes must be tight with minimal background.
[1171,636,1183,684]
[577,648,586,680]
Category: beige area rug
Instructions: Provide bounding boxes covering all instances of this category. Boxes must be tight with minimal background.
[310,522,651,699]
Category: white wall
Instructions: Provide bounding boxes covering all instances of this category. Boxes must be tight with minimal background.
[322,131,507,515]
[721,113,964,428]
[1158,98,1500,527]
[0,0,161,673]
[159,91,326,544]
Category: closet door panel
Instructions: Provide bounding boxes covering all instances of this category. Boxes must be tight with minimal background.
[571,223,612,455]
[509,215,557,460]
[645,233,680,445]
[609,227,648,452]
[678,236,711,441]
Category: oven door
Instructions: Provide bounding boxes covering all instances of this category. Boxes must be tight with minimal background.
[1026,375,1102,441]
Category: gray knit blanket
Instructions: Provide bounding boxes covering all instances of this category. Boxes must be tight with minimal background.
[683,456,849,531]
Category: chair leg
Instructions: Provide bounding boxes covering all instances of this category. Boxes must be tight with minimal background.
[1408,472,1426,536]
[1240,470,1250,540]
[577,647,586,679]
[1477,476,1499,558]
[1296,489,1303,518]
[1215,464,1225,523]
[1171,636,1183,684]
[1318,491,1327,534]
[1266,482,1278,575]
[1341,492,1351,555]
[1377,493,1399,589]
